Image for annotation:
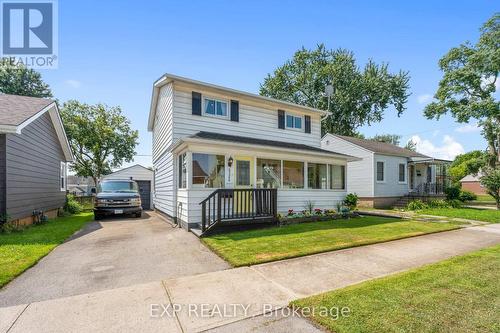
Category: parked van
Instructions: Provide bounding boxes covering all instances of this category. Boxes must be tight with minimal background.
[93,179,142,220]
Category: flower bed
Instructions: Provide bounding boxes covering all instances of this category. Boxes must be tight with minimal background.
[279,208,359,225]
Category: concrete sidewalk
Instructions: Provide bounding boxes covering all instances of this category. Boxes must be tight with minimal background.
[2,224,499,333]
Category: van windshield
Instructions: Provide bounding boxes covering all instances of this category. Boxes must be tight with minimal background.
[98,181,138,193]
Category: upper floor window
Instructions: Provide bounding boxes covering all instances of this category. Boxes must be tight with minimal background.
[286,114,302,129]
[204,98,228,117]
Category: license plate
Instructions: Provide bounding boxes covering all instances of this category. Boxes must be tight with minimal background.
[114,209,123,214]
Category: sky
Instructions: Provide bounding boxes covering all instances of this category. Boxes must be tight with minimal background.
[40,0,499,168]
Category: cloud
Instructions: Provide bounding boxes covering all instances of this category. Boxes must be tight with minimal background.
[411,135,464,160]
[417,94,432,104]
[455,122,481,133]
[65,79,81,88]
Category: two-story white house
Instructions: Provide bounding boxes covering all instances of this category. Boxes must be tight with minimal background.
[148,74,357,233]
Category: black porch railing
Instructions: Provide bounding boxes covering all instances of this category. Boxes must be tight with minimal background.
[200,188,278,233]
[409,182,446,196]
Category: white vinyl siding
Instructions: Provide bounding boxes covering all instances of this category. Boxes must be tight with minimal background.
[152,83,176,217]
[374,154,410,197]
[321,134,374,197]
[172,87,321,146]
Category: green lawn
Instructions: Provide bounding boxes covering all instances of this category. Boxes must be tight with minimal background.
[203,216,459,266]
[419,207,499,223]
[475,194,496,203]
[292,245,500,333]
[0,212,93,287]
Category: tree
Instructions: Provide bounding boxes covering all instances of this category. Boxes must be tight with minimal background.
[424,13,499,166]
[60,100,139,185]
[370,134,401,145]
[260,45,410,136]
[404,139,417,152]
[480,167,500,209]
[0,63,52,97]
[448,150,486,183]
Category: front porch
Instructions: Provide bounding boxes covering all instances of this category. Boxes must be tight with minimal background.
[172,132,356,235]
[408,157,451,196]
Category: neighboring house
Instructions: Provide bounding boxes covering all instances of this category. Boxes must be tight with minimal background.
[102,164,153,210]
[67,175,95,196]
[460,173,486,195]
[148,74,357,232]
[321,134,451,208]
[0,94,73,225]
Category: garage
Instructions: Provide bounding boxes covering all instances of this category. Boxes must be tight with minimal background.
[136,180,151,210]
[102,164,154,210]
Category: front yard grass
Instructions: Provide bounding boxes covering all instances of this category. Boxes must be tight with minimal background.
[418,207,499,223]
[203,216,459,266]
[474,194,496,203]
[0,212,93,288]
[292,244,500,333]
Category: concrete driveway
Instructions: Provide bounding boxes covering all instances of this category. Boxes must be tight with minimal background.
[0,212,229,307]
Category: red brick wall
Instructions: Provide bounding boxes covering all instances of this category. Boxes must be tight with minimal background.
[461,181,487,195]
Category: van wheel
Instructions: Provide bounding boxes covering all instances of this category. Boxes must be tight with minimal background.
[94,213,102,220]
[135,212,142,218]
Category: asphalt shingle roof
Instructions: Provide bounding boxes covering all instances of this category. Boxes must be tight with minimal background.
[0,94,54,126]
[333,134,430,158]
[190,131,355,158]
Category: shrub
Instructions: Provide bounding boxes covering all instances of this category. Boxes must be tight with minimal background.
[459,190,477,202]
[444,186,461,200]
[447,199,463,208]
[343,193,358,209]
[407,199,428,210]
[324,209,336,215]
[427,199,449,208]
[64,194,83,214]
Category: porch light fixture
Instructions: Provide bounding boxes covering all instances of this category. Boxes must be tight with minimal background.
[228,156,233,168]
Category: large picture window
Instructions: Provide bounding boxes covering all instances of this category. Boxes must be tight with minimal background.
[283,160,304,189]
[192,153,225,188]
[308,163,327,189]
[330,165,345,190]
[257,158,281,189]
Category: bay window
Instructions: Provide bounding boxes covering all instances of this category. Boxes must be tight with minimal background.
[308,163,327,189]
[257,158,281,188]
[283,160,304,188]
[192,153,225,188]
[330,165,345,190]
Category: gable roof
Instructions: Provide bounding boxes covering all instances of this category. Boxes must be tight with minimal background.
[148,73,328,131]
[173,131,359,161]
[460,173,482,182]
[105,164,153,176]
[326,134,430,158]
[0,94,73,161]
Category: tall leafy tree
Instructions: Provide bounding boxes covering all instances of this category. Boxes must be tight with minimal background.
[448,150,486,183]
[60,100,139,185]
[480,167,500,209]
[424,13,499,166]
[404,139,417,152]
[0,63,52,98]
[260,44,410,136]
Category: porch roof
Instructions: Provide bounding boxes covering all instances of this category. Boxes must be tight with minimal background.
[171,131,360,161]
[408,157,452,165]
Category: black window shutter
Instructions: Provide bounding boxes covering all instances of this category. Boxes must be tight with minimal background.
[304,115,311,133]
[278,110,285,129]
[192,92,202,116]
[230,100,239,122]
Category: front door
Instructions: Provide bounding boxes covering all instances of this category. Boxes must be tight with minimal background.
[234,157,253,214]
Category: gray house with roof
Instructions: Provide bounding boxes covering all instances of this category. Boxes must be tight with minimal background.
[0,94,73,225]
[321,134,450,208]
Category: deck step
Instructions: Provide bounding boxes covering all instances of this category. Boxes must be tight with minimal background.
[190,227,203,237]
